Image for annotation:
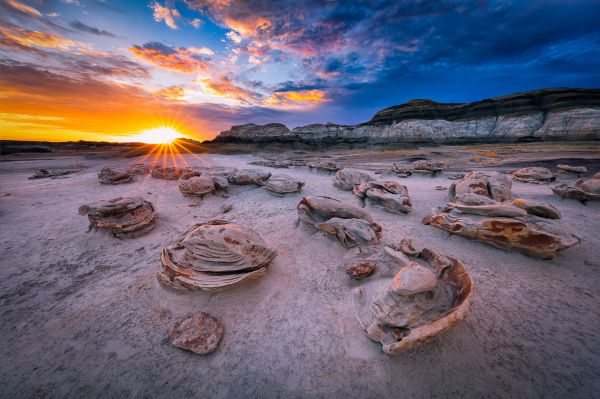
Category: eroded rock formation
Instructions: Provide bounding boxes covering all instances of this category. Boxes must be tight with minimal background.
[262,175,305,195]
[353,180,412,214]
[170,313,223,355]
[552,176,600,202]
[512,167,555,183]
[297,196,382,248]
[78,196,157,238]
[98,167,133,185]
[157,220,276,291]
[332,168,373,190]
[354,245,473,354]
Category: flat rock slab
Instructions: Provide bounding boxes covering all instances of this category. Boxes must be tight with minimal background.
[170,313,224,355]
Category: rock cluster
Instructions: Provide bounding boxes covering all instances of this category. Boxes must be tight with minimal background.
[78,196,157,238]
[354,245,473,354]
[157,220,277,291]
[178,170,229,197]
[424,173,579,259]
[297,196,382,248]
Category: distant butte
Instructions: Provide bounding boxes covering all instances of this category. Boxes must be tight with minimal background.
[212,88,600,145]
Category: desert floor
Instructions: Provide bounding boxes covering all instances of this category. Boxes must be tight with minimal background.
[1,142,599,398]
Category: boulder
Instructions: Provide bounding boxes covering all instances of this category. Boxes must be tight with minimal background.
[512,167,555,183]
[228,169,271,185]
[346,262,376,279]
[412,160,446,172]
[353,180,412,214]
[552,178,600,202]
[332,168,372,190]
[512,198,561,219]
[449,171,512,202]
[557,164,587,174]
[157,220,276,291]
[151,166,186,180]
[391,163,412,178]
[78,196,157,238]
[262,175,305,196]
[98,167,133,185]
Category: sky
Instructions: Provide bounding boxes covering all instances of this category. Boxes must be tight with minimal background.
[0,0,599,142]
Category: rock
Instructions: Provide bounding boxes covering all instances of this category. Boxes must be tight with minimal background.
[170,313,223,355]
[178,175,215,196]
[248,159,293,168]
[346,262,376,279]
[453,193,498,206]
[212,123,291,142]
[397,238,420,256]
[435,186,447,191]
[447,202,528,217]
[557,164,587,174]
[512,167,555,183]
[449,171,512,202]
[332,168,373,190]
[512,198,561,219]
[353,180,412,214]
[390,262,438,295]
[152,166,186,180]
[423,211,579,259]
[355,247,473,354]
[446,173,465,180]
[220,203,233,213]
[157,220,276,291]
[552,179,600,202]
[98,167,133,185]
[78,196,157,238]
[391,163,412,177]
[412,160,446,172]
[297,196,382,248]
[262,175,305,196]
[228,169,271,185]
[594,172,600,180]
[29,167,86,180]
[308,161,340,172]
[129,163,151,175]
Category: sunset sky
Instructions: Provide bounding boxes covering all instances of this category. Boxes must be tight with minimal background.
[1,0,599,142]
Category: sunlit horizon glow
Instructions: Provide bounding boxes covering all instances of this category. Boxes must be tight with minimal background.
[129,126,184,144]
[0,0,598,142]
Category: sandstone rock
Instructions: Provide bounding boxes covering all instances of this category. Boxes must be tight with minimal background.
[447,202,528,217]
[308,161,340,172]
[446,173,465,180]
[435,186,447,191]
[157,220,276,291]
[355,247,473,354]
[297,196,382,248]
[353,180,412,214]
[397,238,420,256]
[152,166,186,180]
[227,169,271,185]
[391,163,412,177]
[412,160,446,172]
[552,179,600,202]
[332,168,372,190]
[512,167,555,183]
[262,175,305,196]
[423,211,579,259]
[449,171,512,202]
[178,175,215,196]
[557,164,587,174]
[98,167,133,185]
[78,196,157,238]
[170,313,223,355]
[346,262,376,279]
[453,193,498,206]
[129,163,151,175]
[512,198,561,219]
[29,167,86,179]
[594,172,600,180]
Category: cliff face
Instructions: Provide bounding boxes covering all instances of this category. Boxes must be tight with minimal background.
[212,88,600,145]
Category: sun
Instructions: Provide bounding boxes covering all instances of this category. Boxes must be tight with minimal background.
[131,126,183,144]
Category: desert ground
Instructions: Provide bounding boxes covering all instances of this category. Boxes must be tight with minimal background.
[1,142,599,398]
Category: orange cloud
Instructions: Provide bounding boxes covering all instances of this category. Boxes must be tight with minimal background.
[199,75,258,104]
[0,26,84,51]
[266,89,327,106]
[129,42,212,73]
[155,85,185,100]
[5,0,42,17]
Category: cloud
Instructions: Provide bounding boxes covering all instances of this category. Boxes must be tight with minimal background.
[190,18,202,29]
[199,75,261,104]
[266,89,327,108]
[129,41,213,73]
[5,0,42,17]
[69,20,117,37]
[155,85,186,100]
[0,26,86,51]
[151,1,181,30]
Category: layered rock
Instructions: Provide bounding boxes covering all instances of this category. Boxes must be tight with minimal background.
[212,89,600,145]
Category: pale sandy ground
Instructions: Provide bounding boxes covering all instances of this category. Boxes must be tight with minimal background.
[1,146,600,398]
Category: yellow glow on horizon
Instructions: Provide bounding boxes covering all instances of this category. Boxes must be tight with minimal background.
[130,126,184,144]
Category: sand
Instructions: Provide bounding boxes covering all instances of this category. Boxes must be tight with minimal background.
[1,144,599,398]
